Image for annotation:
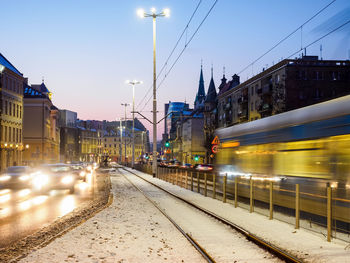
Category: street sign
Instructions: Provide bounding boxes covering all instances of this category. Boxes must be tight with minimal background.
[211,144,219,154]
[212,136,220,145]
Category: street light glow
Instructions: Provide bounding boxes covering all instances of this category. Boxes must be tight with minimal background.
[137,9,145,18]
[163,8,170,17]
[150,7,156,14]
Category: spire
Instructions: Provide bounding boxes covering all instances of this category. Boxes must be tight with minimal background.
[198,63,205,97]
[205,65,217,103]
[194,62,206,108]
[219,66,227,90]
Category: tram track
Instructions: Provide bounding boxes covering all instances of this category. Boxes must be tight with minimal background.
[120,168,215,263]
[121,167,301,263]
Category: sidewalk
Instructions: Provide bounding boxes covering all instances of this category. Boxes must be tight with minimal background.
[128,168,350,263]
[19,171,205,263]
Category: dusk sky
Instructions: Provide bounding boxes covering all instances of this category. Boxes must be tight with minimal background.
[2,0,350,140]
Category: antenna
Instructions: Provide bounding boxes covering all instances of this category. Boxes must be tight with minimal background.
[42,76,44,83]
[320,44,323,60]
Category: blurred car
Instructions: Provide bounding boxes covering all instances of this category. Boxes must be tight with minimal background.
[70,163,88,181]
[195,164,213,171]
[0,166,33,189]
[180,163,193,169]
[33,164,77,194]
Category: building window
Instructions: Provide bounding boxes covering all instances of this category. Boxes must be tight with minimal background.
[114,144,116,148]
[104,144,107,147]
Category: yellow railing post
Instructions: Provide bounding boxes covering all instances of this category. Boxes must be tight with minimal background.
[234,176,238,208]
[250,177,254,213]
[212,173,216,199]
[269,181,273,220]
[204,173,207,197]
[223,174,227,203]
[197,172,200,193]
[191,172,193,191]
[175,169,178,185]
[327,186,332,242]
[295,184,300,229]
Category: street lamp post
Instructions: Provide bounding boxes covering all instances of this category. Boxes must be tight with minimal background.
[137,7,170,177]
[121,103,130,165]
[126,80,142,169]
[119,118,123,164]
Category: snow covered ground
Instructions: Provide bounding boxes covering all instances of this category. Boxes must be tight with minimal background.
[122,168,282,263]
[127,167,350,263]
[19,170,206,263]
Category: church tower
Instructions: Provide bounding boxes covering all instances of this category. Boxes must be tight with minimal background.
[194,63,206,110]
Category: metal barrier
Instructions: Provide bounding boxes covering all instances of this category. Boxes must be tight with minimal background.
[133,164,350,243]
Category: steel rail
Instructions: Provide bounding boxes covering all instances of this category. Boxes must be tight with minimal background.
[123,167,302,263]
[120,169,216,263]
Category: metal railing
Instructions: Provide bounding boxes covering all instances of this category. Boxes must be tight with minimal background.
[133,164,350,243]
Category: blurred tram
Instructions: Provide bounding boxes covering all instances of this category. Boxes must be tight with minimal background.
[215,95,350,183]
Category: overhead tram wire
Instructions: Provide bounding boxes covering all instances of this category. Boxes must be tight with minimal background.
[237,0,337,75]
[136,0,203,110]
[286,18,350,60]
[140,0,219,112]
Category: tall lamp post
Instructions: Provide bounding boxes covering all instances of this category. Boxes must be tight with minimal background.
[121,103,130,165]
[118,118,123,164]
[137,7,170,177]
[126,80,142,169]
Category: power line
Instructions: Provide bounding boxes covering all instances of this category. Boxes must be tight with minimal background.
[237,0,336,75]
[136,0,203,110]
[286,18,350,59]
[140,0,219,112]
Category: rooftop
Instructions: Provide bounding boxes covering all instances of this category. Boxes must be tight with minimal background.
[0,53,22,76]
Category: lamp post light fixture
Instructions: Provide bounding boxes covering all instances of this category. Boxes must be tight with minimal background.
[126,80,143,169]
[137,7,170,177]
[121,103,130,165]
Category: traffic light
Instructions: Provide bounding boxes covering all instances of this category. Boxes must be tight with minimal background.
[165,141,170,147]
[194,155,199,161]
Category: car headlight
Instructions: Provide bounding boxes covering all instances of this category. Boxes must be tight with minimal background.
[32,174,49,189]
[61,176,74,185]
[79,171,86,177]
[19,175,30,181]
[0,175,10,181]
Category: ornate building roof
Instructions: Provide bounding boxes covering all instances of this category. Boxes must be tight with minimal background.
[0,53,22,76]
[24,84,47,98]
